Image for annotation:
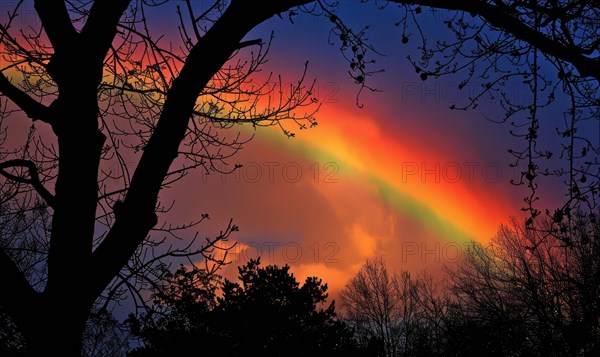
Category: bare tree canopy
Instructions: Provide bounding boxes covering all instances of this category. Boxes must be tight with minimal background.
[341,214,600,356]
[382,0,599,224]
[445,213,600,356]
[0,1,318,354]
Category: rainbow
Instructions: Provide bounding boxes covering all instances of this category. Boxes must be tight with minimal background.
[253,103,516,246]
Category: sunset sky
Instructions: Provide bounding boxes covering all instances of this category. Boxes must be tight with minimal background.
[153,2,543,296]
[2,3,599,355]
[1,1,581,299]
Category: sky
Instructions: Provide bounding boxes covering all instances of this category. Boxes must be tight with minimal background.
[2,1,591,301]
[153,2,535,297]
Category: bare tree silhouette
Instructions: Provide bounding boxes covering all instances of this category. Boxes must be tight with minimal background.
[341,215,600,357]
[383,0,599,226]
[339,258,407,357]
[0,1,320,354]
[339,258,451,357]
[446,214,600,356]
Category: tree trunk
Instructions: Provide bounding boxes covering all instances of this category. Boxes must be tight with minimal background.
[21,297,90,356]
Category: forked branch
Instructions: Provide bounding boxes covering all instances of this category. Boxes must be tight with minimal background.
[0,159,55,207]
[0,73,53,123]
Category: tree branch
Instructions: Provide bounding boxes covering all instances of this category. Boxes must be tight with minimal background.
[0,72,53,124]
[0,159,56,207]
[33,0,76,53]
[90,0,314,298]
[237,38,263,49]
[80,0,133,66]
[390,0,600,80]
[0,247,38,330]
